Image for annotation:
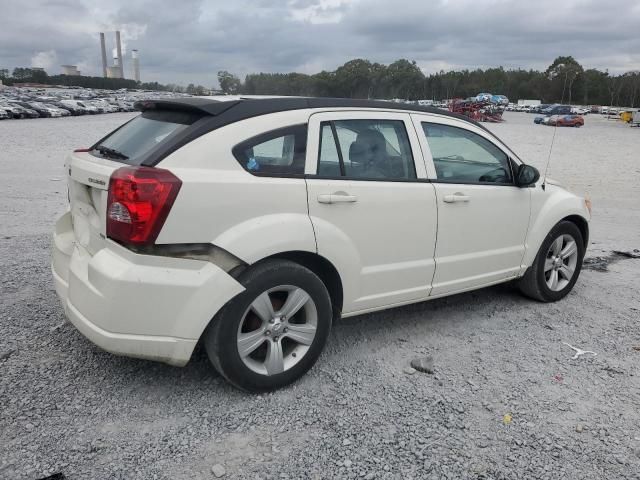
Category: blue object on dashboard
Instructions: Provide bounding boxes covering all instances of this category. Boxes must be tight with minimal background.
[247,157,260,171]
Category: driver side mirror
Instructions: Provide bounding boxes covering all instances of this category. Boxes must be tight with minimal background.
[515,164,540,187]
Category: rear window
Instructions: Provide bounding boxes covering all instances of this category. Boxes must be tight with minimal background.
[92,110,203,165]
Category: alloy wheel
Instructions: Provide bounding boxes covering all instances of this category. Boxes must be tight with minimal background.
[544,234,579,291]
[236,285,318,376]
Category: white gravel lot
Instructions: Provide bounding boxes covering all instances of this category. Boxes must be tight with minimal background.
[1,111,639,480]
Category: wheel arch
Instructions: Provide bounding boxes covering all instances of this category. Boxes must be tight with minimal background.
[237,250,344,320]
[562,214,589,248]
[523,190,590,268]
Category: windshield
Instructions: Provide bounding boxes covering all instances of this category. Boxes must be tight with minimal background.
[92,109,203,165]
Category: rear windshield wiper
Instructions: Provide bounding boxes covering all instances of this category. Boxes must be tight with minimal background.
[95,145,129,160]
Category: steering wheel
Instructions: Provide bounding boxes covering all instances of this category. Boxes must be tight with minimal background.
[479,168,509,183]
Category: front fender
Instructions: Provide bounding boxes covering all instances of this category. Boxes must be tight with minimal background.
[522,184,590,267]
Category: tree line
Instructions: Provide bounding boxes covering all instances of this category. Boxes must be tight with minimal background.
[1,67,195,92]
[2,55,639,107]
[223,56,640,107]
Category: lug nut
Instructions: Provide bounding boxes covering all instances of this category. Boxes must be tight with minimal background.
[281,315,286,321]
[269,318,275,324]
[265,330,271,336]
[283,327,288,333]
[273,336,279,342]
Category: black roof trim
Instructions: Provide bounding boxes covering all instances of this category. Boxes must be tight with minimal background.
[136,96,478,125]
[134,97,241,116]
[138,97,493,167]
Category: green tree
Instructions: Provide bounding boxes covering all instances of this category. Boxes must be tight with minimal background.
[546,56,583,104]
[384,59,424,99]
[217,70,241,94]
[334,59,375,98]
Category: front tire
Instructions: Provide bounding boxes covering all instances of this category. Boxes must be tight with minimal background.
[518,221,585,302]
[204,259,332,392]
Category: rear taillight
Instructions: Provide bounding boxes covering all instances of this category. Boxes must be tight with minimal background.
[106,166,182,246]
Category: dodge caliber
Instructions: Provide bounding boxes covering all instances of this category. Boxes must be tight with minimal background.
[52,97,591,391]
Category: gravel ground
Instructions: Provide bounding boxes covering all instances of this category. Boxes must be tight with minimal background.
[1,112,639,480]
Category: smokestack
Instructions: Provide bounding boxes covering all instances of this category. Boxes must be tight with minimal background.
[115,30,124,79]
[131,49,140,83]
[99,33,108,78]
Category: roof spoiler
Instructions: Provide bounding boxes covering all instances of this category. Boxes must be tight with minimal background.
[134,98,241,116]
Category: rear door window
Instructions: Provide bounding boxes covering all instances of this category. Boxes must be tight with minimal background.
[232,124,307,175]
[317,119,416,180]
[92,110,203,165]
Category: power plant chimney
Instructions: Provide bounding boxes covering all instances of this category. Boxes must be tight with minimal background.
[131,49,140,83]
[115,30,124,79]
[99,32,108,78]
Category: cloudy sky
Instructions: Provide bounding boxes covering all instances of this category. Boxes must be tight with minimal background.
[2,0,639,86]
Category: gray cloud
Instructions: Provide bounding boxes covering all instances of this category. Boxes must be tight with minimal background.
[1,0,639,86]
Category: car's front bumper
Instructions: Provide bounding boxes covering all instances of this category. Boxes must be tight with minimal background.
[51,211,245,366]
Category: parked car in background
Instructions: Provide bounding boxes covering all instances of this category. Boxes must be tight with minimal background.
[0,107,10,120]
[51,101,86,115]
[541,105,572,116]
[115,100,135,112]
[14,101,50,117]
[571,107,589,115]
[1,85,194,120]
[59,99,99,114]
[556,115,585,127]
[52,97,591,391]
[89,99,118,113]
[529,105,546,114]
[535,115,558,125]
[32,101,70,117]
[2,103,39,118]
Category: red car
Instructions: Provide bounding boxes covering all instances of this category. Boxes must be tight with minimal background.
[556,115,584,127]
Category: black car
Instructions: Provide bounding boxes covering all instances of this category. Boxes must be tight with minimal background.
[529,104,550,114]
[5,103,39,118]
[14,101,50,117]
[51,101,85,115]
[541,104,572,115]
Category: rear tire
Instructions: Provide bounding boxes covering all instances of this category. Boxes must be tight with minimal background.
[204,259,332,392]
[518,221,585,302]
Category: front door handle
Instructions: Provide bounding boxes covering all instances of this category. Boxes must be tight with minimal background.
[443,192,470,203]
[317,192,358,204]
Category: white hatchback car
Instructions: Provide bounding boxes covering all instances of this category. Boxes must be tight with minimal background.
[52,97,591,391]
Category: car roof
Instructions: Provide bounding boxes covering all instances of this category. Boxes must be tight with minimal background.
[127,95,514,167]
[133,96,484,129]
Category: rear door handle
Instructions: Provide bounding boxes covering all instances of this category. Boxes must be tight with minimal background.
[317,192,358,204]
[443,192,470,203]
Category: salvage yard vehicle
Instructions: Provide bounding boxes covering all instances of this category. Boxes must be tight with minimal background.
[51,97,591,391]
[14,101,50,117]
[555,115,584,127]
[541,104,572,116]
[2,102,39,118]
